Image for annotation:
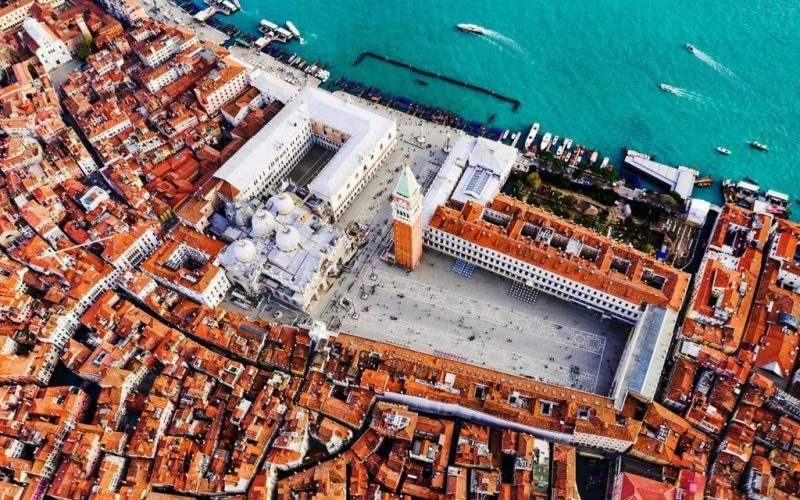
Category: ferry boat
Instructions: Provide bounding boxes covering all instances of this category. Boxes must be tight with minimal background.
[749,141,769,151]
[540,132,553,151]
[457,23,487,35]
[716,147,731,155]
[286,20,301,38]
[524,123,540,150]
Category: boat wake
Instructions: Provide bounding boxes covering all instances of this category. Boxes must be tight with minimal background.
[483,29,528,57]
[690,47,735,77]
[298,37,307,45]
[665,86,703,100]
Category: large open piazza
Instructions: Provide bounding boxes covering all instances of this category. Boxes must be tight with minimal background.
[327,250,629,394]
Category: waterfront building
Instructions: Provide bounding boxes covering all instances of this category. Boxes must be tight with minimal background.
[21,18,71,73]
[217,191,355,311]
[213,86,397,220]
[392,160,423,270]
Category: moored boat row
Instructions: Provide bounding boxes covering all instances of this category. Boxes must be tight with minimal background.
[519,122,611,171]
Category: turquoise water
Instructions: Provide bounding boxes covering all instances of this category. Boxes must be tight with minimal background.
[227,0,800,206]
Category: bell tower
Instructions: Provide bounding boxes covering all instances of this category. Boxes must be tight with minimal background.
[391,156,423,270]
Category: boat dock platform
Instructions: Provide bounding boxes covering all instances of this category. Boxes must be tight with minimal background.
[258,18,295,44]
[623,149,698,200]
[193,6,216,21]
[203,0,237,15]
[352,51,521,112]
[722,179,791,218]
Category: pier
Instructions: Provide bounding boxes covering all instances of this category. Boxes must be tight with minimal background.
[258,18,295,44]
[623,150,697,200]
[193,6,216,22]
[352,51,521,112]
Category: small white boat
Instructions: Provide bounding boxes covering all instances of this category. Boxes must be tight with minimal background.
[501,130,510,141]
[660,83,677,93]
[540,132,552,151]
[685,43,695,53]
[716,147,731,155]
[600,157,610,169]
[550,135,559,152]
[286,20,301,38]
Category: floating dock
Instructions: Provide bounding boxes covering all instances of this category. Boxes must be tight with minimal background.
[193,6,216,21]
[352,51,521,112]
[623,150,697,200]
[258,18,294,44]
[203,0,237,15]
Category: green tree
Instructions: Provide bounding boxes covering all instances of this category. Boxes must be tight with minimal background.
[513,180,529,200]
[76,37,94,60]
[525,171,542,191]
[668,191,684,205]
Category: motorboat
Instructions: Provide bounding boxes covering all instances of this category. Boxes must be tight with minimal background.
[524,122,540,150]
[457,23,487,35]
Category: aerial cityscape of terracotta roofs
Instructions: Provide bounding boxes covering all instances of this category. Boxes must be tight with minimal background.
[0,0,798,498]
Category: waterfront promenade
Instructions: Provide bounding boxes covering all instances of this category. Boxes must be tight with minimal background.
[141,0,319,87]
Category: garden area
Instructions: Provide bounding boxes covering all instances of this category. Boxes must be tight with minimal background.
[507,164,666,256]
